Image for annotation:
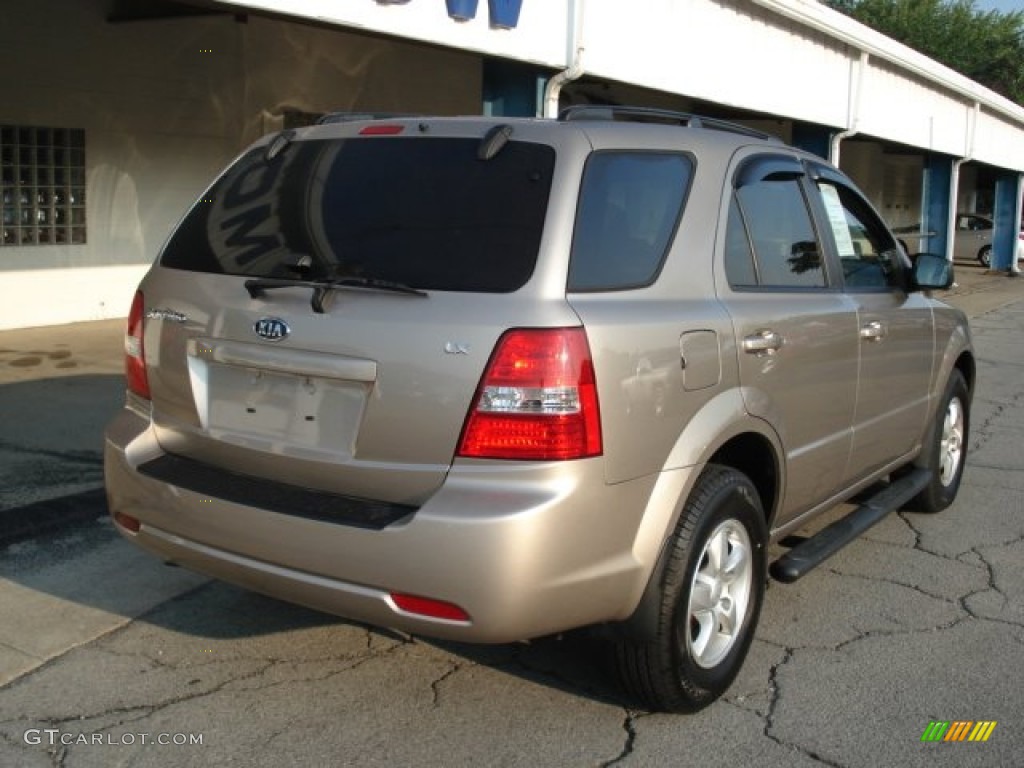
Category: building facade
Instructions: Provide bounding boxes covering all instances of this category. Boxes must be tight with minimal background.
[1,0,1022,329]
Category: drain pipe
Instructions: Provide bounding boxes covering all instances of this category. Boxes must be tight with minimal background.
[946,102,979,263]
[1015,175,1023,274]
[542,0,585,118]
[543,47,584,118]
[830,51,867,166]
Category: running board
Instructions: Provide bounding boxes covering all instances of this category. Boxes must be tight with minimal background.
[769,468,932,583]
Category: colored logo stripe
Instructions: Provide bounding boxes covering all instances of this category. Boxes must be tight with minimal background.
[944,721,973,741]
[921,720,996,742]
[969,722,997,742]
[921,721,949,742]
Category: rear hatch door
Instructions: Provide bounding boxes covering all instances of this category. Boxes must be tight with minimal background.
[140,122,562,504]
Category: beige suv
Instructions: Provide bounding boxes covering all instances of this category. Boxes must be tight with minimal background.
[104,107,974,712]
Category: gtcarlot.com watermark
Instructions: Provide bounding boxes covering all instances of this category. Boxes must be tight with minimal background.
[24,729,203,747]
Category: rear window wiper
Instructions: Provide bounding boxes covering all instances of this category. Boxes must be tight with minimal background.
[245,275,427,313]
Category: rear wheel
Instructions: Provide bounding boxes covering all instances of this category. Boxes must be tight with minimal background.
[978,245,992,267]
[907,370,969,513]
[614,465,766,712]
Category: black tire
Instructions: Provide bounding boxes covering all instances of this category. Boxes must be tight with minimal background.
[978,245,992,267]
[907,370,969,513]
[614,465,767,712]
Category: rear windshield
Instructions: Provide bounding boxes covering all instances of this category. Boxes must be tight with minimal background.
[160,136,556,292]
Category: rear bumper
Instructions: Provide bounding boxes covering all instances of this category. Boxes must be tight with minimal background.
[104,407,686,643]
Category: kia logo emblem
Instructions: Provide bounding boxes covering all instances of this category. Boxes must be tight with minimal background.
[253,317,290,342]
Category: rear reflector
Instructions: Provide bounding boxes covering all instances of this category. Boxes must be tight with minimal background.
[457,327,602,461]
[125,290,150,399]
[359,124,405,135]
[114,512,141,533]
[390,593,470,622]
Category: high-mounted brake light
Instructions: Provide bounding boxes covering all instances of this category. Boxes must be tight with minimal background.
[457,328,602,461]
[359,124,405,136]
[125,290,150,399]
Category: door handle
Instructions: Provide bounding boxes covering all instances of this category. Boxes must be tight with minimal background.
[860,321,886,341]
[742,329,784,355]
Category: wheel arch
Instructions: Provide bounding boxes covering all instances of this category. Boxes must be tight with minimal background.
[917,321,978,466]
[913,344,975,472]
[707,432,780,529]
[611,413,782,641]
[953,349,976,399]
[629,390,783,582]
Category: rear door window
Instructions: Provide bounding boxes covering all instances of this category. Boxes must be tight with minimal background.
[725,155,827,289]
[568,152,692,291]
[160,137,556,292]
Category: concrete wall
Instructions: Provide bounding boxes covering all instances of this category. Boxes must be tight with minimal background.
[4,0,1024,329]
[215,0,569,67]
[0,0,480,329]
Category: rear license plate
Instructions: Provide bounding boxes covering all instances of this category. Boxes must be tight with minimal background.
[204,363,368,456]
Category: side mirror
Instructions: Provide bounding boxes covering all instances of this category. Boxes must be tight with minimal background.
[910,253,953,291]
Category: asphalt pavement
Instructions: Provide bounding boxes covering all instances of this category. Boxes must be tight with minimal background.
[0,318,124,542]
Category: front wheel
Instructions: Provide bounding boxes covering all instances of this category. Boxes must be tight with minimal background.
[978,245,992,267]
[907,370,970,513]
[614,465,766,712]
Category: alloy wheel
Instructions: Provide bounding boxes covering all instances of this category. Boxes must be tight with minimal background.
[939,396,965,487]
[683,519,753,669]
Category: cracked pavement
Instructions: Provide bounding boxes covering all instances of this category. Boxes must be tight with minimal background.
[1,300,1022,766]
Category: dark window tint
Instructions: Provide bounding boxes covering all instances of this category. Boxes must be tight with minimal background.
[160,137,556,292]
[735,177,824,288]
[724,196,757,287]
[568,152,691,291]
[816,182,905,289]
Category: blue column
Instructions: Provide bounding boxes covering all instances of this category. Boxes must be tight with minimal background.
[482,59,546,117]
[991,171,1022,271]
[922,154,953,259]
[792,123,832,160]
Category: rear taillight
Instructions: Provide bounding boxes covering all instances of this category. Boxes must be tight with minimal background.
[457,328,602,461]
[125,290,150,399]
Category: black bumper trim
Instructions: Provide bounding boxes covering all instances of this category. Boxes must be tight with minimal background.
[137,454,416,530]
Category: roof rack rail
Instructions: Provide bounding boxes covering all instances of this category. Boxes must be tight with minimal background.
[315,112,418,125]
[557,106,780,142]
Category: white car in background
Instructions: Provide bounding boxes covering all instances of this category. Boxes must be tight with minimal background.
[952,213,1024,267]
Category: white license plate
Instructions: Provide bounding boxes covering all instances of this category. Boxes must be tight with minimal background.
[203,363,369,456]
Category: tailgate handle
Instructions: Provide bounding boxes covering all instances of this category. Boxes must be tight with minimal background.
[188,338,377,382]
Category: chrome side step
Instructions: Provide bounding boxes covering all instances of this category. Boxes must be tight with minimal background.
[769,468,932,583]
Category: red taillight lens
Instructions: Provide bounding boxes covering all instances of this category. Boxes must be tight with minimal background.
[457,328,602,461]
[390,593,470,622]
[125,290,150,399]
